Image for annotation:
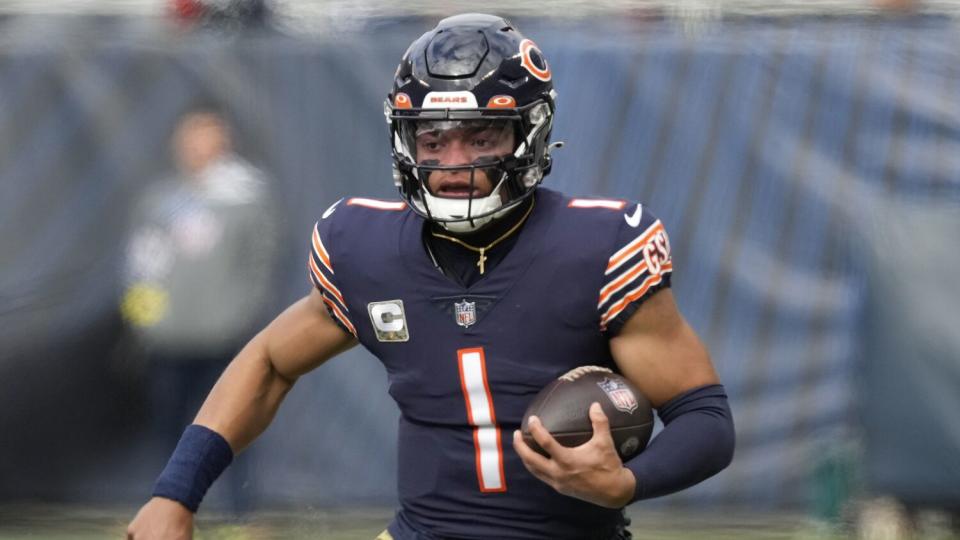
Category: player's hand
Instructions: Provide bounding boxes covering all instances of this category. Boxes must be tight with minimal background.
[126,497,194,540]
[513,402,636,508]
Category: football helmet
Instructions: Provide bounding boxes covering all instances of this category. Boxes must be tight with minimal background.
[385,13,559,232]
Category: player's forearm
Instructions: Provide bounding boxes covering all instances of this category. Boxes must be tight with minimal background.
[150,294,350,514]
[624,384,734,502]
[148,335,293,512]
[193,330,295,452]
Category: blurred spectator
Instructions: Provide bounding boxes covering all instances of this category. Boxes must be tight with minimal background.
[120,102,278,513]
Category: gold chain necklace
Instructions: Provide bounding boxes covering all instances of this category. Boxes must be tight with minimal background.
[430,199,535,275]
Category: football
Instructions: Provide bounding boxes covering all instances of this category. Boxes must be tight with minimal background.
[521,366,654,461]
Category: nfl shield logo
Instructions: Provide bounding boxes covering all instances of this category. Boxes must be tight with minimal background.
[454,300,477,328]
[597,377,639,414]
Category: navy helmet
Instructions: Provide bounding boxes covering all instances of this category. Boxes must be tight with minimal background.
[385,13,559,232]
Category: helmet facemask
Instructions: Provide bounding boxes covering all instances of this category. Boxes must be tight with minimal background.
[389,102,554,233]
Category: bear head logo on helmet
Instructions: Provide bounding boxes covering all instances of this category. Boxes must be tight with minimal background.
[385,13,560,233]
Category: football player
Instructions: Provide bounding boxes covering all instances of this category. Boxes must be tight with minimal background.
[128,14,734,540]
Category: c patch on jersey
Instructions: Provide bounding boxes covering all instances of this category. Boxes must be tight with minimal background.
[367,300,409,342]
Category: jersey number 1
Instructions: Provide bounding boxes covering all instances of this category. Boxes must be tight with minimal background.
[457,347,507,493]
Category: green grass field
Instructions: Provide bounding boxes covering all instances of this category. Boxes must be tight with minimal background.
[0,504,867,540]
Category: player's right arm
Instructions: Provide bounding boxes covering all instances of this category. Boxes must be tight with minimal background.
[126,288,356,540]
[193,288,356,449]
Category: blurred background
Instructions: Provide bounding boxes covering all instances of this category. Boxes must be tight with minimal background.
[1,0,959,538]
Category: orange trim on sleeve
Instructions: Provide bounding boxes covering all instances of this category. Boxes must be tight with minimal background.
[308,256,346,307]
[598,259,649,309]
[312,225,334,274]
[322,294,357,336]
[600,263,673,327]
[605,221,664,275]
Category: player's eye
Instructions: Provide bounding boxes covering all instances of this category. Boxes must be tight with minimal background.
[471,137,493,148]
[418,140,442,152]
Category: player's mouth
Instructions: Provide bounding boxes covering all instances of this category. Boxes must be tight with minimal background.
[435,181,485,198]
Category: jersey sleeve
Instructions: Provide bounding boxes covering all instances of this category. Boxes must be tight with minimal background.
[598,203,673,335]
[308,205,357,337]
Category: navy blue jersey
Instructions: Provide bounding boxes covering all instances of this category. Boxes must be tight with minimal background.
[308,188,672,540]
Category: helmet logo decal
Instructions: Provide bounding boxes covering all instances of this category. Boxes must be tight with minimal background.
[487,95,517,109]
[519,39,551,82]
[393,93,412,109]
[423,91,478,109]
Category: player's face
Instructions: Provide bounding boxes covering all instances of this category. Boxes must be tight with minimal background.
[414,121,515,199]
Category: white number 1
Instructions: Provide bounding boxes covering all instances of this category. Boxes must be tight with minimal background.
[457,347,507,493]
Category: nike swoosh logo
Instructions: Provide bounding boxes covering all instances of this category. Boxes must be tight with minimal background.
[624,203,643,227]
[322,198,344,219]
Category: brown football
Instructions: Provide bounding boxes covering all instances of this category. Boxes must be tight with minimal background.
[520,366,653,461]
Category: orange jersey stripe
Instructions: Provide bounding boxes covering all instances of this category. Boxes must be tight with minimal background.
[322,294,357,336]
[598,258,649,309]
[309,255,347,308]
[600,263,674,327]
[312,225,334,274]
[605,221,664,275]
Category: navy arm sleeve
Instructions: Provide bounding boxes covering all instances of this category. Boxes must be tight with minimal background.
[624,384,735,502]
